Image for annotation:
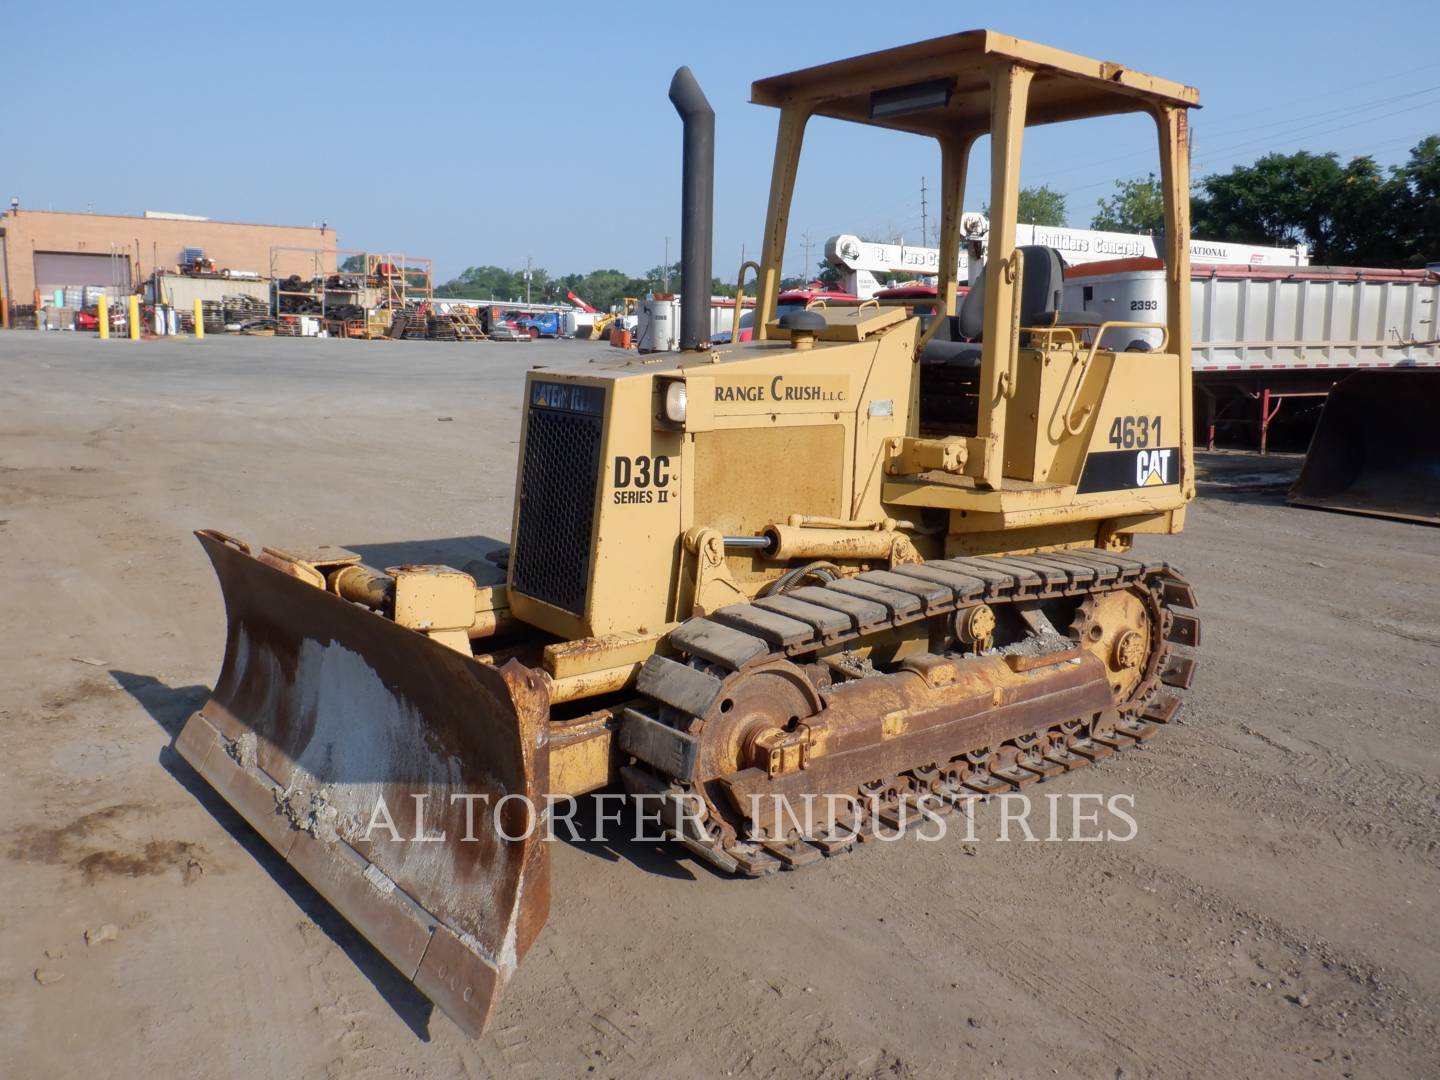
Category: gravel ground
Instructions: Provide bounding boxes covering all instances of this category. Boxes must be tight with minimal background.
[2,332,1436,1079]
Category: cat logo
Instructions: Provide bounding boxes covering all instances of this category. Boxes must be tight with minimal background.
[1137,448,1174,486]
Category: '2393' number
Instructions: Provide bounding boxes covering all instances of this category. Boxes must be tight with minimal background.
[1108,415,1162,449]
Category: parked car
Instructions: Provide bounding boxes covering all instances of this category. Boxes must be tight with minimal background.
[516,311,565,339]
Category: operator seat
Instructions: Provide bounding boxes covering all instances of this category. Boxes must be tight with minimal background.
[920,245,1100,367]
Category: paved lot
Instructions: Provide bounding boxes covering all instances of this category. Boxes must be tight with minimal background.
[2,332,1437,1078]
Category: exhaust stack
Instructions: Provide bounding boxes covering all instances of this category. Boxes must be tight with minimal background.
[669,66,714,351]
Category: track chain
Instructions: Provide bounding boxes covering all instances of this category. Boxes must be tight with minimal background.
[626,548,1199,876]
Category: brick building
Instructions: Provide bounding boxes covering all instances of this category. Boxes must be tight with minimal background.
[0,208,336,306]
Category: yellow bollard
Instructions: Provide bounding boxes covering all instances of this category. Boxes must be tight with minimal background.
[98,295,109,340]
[194,298,204,339]
[128,295,140,340]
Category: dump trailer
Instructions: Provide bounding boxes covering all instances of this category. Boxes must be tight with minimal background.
[178,30,1203,1037]
[1065,259,1440,453]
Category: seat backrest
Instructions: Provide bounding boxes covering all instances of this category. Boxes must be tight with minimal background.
[957,246,1065,340]
[1018,245,1064,323]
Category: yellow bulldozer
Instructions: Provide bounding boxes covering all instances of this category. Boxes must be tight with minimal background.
[177,30,1202,1037]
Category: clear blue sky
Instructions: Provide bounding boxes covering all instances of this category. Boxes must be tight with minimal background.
[4,1,1435,281]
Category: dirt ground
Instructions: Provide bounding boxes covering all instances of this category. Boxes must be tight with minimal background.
[2,332,1436,1079]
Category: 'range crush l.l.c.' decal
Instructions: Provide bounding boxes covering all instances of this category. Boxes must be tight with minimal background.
[711,374,849,404]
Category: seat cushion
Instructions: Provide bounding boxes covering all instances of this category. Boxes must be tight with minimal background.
[920,340,982,367]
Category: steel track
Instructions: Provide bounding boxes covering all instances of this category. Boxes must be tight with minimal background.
[624,548,1200,876]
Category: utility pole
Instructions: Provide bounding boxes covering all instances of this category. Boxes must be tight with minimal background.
[663,236,669,291]
[920,176,929,248]
[524,256,532,304]
[801,231,813,280]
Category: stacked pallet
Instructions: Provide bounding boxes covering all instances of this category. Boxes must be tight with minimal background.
[449,310,487,340]
[201,300,225,334]
[427,315,458,341]
[199,295,272,334]
[388,309,431,339]
[227,294,268,316]
[387,308,429,339]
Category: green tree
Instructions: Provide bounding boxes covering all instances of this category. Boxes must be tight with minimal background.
[1092,174,1166,234]
[1192,151,1339,251]
[1190,150,1403,263]
[573,269,643,312]
[640,263,677,294]
[339,254,365,273]
[634,261,729,299]
[984,185,1068,226]
[435,265,524,299]
[523,267,551,303]
[1323,155,1402,266]
[1391,136,1440,268]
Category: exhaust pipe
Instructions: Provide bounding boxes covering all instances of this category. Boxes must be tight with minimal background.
[669,66,714,351]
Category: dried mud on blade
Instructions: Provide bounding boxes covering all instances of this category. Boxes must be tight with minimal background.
[175,530,550,1037]
[1289,370,1440,526]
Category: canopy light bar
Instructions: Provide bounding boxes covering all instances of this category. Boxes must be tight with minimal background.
[870,78,953,119]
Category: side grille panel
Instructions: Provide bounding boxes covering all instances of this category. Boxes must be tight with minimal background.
[511,384,605,617]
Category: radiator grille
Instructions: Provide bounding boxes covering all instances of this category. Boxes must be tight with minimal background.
[510,383,605,616]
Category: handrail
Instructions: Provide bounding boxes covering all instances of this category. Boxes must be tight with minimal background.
[1024,323,1081,353]
[1000,251,1024,400]
[1061,320,1170,435]
[916,311,946,353]
[731,260,761,343]
[1089,319,1170,354]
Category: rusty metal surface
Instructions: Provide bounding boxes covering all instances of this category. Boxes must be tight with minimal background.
[177,530,551,1037]
[624,548,1199,875]
[718,653,1115,829]
[1289,371,1440,526]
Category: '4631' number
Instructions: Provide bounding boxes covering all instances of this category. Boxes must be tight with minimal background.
[1108,415,1161,449]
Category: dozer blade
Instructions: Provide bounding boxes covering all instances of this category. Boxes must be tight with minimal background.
[175,530,550,1037]
[1289,370,1440,525]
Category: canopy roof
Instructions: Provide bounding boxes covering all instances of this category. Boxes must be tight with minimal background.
[751,30,1199,137]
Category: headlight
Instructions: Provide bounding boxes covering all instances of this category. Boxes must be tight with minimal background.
[663,381,688,423]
